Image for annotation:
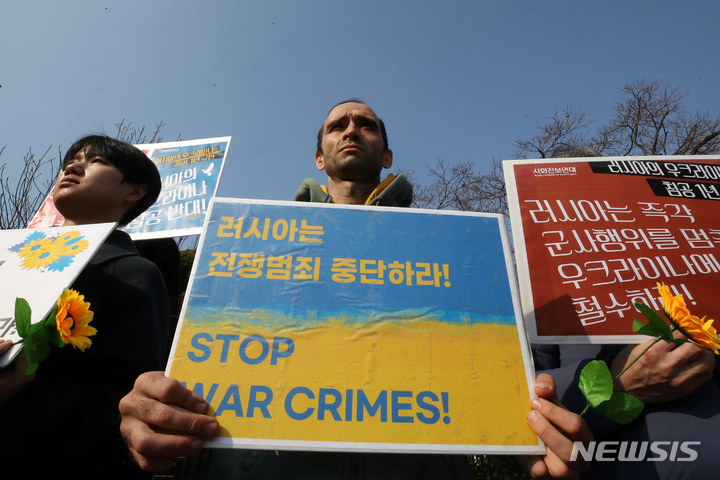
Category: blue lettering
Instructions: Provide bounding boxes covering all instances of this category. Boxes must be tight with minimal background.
[271,337,295,365]
[216,334,240,363]
[215,384,243,417]
[285,387,315,420]
[318,388,342,421]
[416,391,440,424]
[188,333,213,362]
[392,391,413,423]
[345,389,353,421]
[247,385,273,418]
[357,390,387,422]
[239,335,269,365]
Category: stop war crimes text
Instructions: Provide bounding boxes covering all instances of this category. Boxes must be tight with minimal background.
[181,381,451,425]
[184,333,451,425]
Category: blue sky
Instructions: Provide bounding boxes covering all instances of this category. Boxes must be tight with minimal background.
[2,0,719,202]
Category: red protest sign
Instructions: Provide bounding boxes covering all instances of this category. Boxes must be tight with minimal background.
[505,157,720,343]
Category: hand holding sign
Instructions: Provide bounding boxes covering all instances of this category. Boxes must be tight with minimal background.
[119,371,219,472]
[518,374,593,479]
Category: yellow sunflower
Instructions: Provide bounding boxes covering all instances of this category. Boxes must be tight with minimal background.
[676,314,720,354]
[56,289,96,351]
[657,282,691,323]
[657,282,720,354]
[17,237,63,270]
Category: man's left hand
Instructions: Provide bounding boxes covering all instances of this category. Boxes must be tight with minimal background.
[516,373,593,479]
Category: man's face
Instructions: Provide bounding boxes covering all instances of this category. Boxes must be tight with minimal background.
[316,102,392,182]
[53,149,143,224]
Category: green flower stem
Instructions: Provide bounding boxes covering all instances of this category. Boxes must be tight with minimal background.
[611,335,664,382]
[580,327,677,418]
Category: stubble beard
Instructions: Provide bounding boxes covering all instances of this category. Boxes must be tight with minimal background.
[323,149,383,183]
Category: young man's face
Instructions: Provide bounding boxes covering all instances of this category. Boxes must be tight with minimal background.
[315,102,393,183]
[53,149,145,225]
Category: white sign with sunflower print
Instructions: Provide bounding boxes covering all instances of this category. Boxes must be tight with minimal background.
[0,223,115,367]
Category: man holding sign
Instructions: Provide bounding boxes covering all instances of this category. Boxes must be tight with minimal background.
[120,101,591,479]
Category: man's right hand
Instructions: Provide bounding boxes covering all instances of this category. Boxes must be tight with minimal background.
[119,371,220,472]
[610,335,715,403]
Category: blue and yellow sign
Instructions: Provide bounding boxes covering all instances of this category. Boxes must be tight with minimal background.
[166,199,541,454]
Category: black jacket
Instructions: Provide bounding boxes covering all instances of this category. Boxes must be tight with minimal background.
[0,230,170,480]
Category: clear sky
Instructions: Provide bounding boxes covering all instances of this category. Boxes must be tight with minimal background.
[2,0,719,202]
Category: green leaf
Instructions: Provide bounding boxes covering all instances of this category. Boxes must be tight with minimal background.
[51,333,66,349]
[26,361,40,375]
[635,302,673,341]
[23,340,51,369]
[42,305,58,327]
[672,338,690,346]
[632,318,664,337]
[14,298,31,338]
[578,360,613,407]
[41,306,66,348]
[595,392,644,425]
[29,324,54,345]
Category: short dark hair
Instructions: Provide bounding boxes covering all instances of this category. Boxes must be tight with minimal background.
[63,135,161,226]
[316,99,388,154]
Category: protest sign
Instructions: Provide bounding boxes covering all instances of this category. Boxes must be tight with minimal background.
[28,137,231,240]
[126,137,230,239]
[505,156,720,344]
[0,223,115,367]
[166,199,542,454]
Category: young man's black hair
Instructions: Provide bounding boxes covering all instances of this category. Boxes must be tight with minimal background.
[63,135,162,225]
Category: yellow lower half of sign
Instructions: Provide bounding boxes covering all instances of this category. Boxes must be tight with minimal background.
[169,319,536,447]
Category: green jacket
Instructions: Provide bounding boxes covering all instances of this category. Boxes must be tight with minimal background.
[293,173,413,207]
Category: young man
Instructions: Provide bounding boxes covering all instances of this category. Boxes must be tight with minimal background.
[0,135,171,479]
[119,102,592,479]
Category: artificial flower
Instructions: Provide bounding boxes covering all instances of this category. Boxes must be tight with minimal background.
[581,282,718,425]
[657,282,720,354]
[55,289,96,351]
[657,282,691,323]
[674,314,720,354]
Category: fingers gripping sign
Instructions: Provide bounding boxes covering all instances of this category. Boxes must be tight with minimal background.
[517,373,593,479]
[119,371,220,472]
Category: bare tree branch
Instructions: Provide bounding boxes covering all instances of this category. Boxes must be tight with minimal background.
[514,106,595,159]
[0,146,59,229]
[413,78,720,222]
[410,158,508,216]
